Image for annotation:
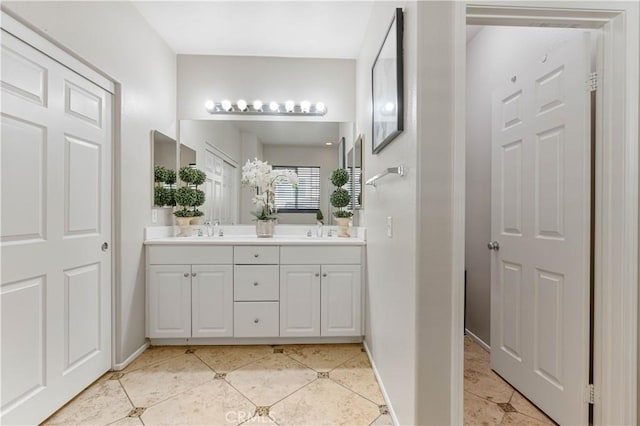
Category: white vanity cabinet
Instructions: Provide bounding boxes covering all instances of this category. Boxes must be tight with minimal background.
[279,246,362,338]
[146,246,233,338]
[146,240,364,342]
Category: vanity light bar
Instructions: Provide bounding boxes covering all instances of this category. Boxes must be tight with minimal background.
[204,100,327,116]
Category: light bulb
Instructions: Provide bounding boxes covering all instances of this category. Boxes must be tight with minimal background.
[384,102,395,112]
[285,100,295,112]
[300,100,311,113]
[205,100,215,111]
[315,102,325,113]
[221,99,232,111]
[325,142,333,146]
[253,100,263,111]
[237,99,247,111]
[269,101,279,112]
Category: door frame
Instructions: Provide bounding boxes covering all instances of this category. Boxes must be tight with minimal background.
[453,3,638,425]
[1,9,120,369]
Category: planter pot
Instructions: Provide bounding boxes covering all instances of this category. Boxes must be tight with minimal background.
[175,217,192,237]
[334,217,351,238]
[190,216,203,225]
[256,219,275,238]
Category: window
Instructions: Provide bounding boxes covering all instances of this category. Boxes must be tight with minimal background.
[273,166,320,212]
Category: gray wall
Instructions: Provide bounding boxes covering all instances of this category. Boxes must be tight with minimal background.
[465,25,580,346]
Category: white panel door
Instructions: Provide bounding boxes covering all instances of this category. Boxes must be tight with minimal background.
[490,32,591,425]
[280,265,321,337]
[191,265,233,337]
[1,30,112,425]
[320,265,361,337]
[148,265,191,338]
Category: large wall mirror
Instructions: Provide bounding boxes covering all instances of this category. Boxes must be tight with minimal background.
[151,130,177,208]
[179,120,353,225]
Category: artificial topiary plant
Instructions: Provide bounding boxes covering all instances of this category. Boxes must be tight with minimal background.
[330,168,353,218]
[174,166,206,217]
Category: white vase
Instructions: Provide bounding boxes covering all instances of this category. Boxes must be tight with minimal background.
[334,217,351,238]
[175,217,192,237]
[256,219,275,238]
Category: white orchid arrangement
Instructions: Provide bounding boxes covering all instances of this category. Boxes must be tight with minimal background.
[241,159,298,220]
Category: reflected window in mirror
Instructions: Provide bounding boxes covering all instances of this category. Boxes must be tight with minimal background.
[273,166,321,212]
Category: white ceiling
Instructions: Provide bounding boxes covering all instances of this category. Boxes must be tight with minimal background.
[133,1,375,58]
[233,121,340,146]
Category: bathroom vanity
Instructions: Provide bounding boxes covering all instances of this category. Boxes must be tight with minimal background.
[144,226,366,344]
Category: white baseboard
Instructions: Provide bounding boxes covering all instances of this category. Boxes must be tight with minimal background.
[465,328,490,352]
[363,340,399,426]
[112,341,149,371]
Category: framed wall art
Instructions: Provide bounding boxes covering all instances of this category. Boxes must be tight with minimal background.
[371,8,404,154]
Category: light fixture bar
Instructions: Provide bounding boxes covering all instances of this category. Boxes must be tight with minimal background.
[205,101,327,116]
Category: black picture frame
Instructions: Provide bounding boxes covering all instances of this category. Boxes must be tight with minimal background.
[371,8,404,155]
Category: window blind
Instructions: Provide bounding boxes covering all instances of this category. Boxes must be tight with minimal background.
[273,166,321,212]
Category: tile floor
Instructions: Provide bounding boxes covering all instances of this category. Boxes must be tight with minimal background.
[42,344,392,426]
[464,336,556,426]
[42,339,556,426]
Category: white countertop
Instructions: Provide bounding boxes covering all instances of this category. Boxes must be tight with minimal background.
[144,225,366,246]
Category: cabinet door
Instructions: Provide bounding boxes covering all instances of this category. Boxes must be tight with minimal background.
[321,265,362,336]
[148,265,191,338]
[191,265,233,337]
[280,265,321,337]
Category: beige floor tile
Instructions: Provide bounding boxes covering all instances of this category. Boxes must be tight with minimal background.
[282,344,362,372]
[270,378,380,426]
[226,353,316,406]
[464,337,490,363]
[140,379,254,425]
[122,345,188,372]
[43,376,133,426]
[509,392,555,424]
[120,354,214,407]
[195,345,273,373]
[501,412,554,425]
[464,391,504,426]
[370,414,394,425]
[330,352,385,404]
[107,417,143,426]
[241,414,279,425]
[464,358,514,403]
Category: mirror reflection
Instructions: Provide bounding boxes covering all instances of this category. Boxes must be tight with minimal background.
[179,120,352,225]
[152,130,177,208]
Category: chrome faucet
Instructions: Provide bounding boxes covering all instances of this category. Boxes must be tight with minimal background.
[204,221,213,236]
[213,219,220,237]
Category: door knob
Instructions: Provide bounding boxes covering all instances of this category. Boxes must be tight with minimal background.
[322,273,327,277]
[487,241,500,251]
[192,272,197,277]
[315,273,320,277]
[253,281,259,286]
[254,253,259,258]
[184,273,190,278]
[101,242,109,252]
[254,318,260,324]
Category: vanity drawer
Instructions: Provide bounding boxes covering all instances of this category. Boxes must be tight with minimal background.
[234,246,279,264]
[234,266,279,301]
[234,302,279,337]
[148,245,233,265]
[280,246,362,265]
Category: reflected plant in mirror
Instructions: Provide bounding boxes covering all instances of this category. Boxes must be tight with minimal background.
[153,165,176,207]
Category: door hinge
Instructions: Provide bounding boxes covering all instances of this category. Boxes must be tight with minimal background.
[587,383,595,404]
[588,72,598,92]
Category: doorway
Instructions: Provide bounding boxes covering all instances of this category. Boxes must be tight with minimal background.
[463,25,597,425]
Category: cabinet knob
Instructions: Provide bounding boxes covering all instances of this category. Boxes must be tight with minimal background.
[254,253,259,258]
[253,281,259,286]
[183,273,190,278]
[322,273,327,277]
[315,273,319,277]
[254,318,260,324]
[192,272,197,277]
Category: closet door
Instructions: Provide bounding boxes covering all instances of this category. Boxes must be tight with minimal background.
[1,30,112,424]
